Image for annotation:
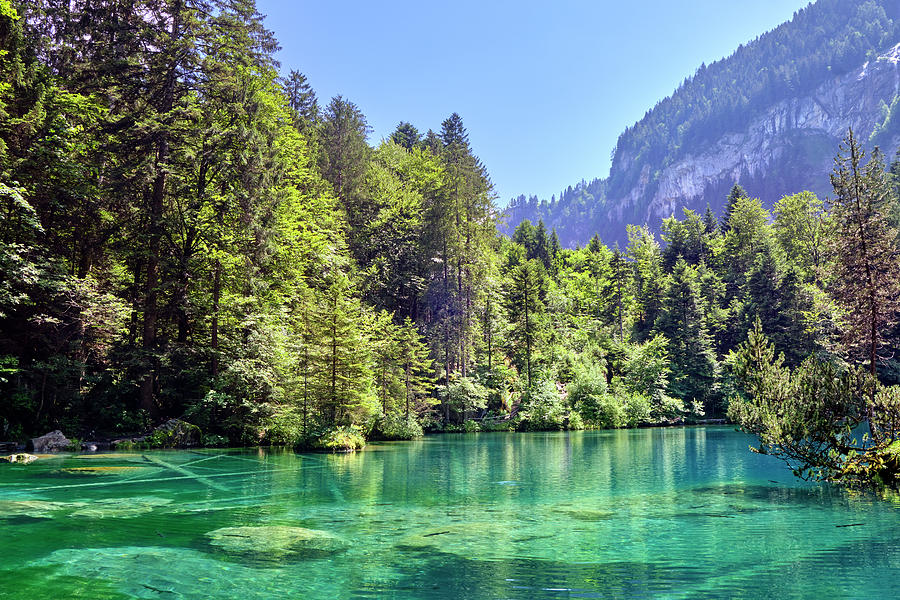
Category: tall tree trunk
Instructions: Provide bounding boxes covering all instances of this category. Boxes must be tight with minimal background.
[139,0,183,419]
[210,258,221,377]
[524,275,531,389]
[139,143,167,419]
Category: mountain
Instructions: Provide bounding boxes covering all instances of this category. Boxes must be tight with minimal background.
[505,0,900,247]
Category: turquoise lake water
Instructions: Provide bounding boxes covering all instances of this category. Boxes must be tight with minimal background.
[1,427,899,598]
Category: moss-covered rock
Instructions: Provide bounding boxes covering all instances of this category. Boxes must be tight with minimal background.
[206,525,349,561]
[547,504,616,522]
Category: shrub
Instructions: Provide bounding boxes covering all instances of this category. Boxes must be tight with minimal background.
[480,411,515,432]
[373,414,424,440]
[440,377,488,420]
[623,392,651,427]
[265,406,314,446]
[567,410,585,430]
[202,434,229,447]
[569,365,623,428]
[461,419,481,433]
[518,380,566,431]
[310,426,366,453]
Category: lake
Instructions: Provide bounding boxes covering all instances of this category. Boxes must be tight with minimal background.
[1,426,899,598]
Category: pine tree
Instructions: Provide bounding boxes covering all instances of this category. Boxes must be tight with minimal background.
[318,272,375,426]
[397,318,434,419]
[390,121,421,150]
[655,259,718,411]
[829,129,900,436]
[319,95,372,252]
[605,244,630,340]
[503,258,548,388]
[721,183,749,233]
[627,225,665,341]
[282,70,319,134]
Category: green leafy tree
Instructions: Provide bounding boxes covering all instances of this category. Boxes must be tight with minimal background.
[773,191,830,282]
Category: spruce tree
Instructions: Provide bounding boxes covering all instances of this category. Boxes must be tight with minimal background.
[319,95,372,250]
[655,259,718,411]
[721,183,749,233]
[282,70,319,134]
[503,258,548,388]
[390,122,421,150]
[829,129,900,434]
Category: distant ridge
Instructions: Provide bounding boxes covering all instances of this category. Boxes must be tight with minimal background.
[505,0,900,247]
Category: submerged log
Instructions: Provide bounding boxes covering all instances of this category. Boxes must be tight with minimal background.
[141,454,229,492]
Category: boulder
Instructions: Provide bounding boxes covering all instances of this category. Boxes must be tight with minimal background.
[0,453,38,464]
[28,430,71,453]
[80,441,108,452]
[151,419,201,447]
[110,419,201,449]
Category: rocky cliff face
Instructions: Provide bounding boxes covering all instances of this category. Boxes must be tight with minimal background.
[612,44,900,232]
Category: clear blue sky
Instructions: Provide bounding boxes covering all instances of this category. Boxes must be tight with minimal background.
[256,0,813,206]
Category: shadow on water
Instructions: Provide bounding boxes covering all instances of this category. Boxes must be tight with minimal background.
[363,551,712,599]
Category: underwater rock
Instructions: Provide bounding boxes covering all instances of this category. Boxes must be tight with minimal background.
[73,453,143,460]
[70,497,172,519]
[396,521,512,553]
[0,453,39,464]
[28,430,71,453]
[206,525,350,560]
[60,466,145,476]
[548,504,616,522]
[33,546,352,599]
[0,500,70,519]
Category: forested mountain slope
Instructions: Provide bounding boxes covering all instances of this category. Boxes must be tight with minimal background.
[505,0,900,247]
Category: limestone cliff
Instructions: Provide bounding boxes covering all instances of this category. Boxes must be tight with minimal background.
[621,44,900,230]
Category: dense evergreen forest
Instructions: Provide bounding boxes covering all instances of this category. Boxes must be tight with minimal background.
[507,0,900,248]
[3,0,900,484]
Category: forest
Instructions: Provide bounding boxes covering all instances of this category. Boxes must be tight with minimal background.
[3,0,900,485]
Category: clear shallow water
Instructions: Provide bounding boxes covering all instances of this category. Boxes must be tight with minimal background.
[1,427,899,599]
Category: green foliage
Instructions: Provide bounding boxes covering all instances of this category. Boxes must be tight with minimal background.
[310,426,367,453]
[567,365,621,429]
[727,319,897,484]
[517,380,566,431]
[372,414,424,440]
[440,377,488,422]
